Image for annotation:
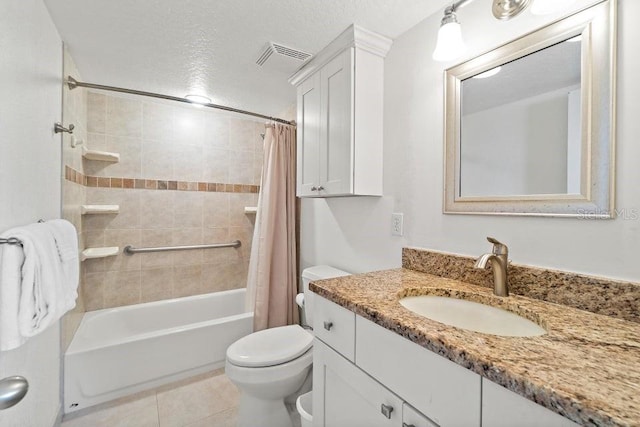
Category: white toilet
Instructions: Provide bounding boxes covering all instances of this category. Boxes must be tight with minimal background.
[225,265,350,427]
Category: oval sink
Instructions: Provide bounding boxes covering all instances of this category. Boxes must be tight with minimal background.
[399,295,546,337]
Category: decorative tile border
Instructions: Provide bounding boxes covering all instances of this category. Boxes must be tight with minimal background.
[402,247,640,323]
[65,166,259,194]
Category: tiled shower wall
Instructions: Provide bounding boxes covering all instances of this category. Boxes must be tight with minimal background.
[79,91,262,310]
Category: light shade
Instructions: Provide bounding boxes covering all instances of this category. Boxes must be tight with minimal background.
[531,0,577,15]
[433,20,465,62]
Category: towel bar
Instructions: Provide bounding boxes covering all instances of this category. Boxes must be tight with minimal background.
[0,238,23,246]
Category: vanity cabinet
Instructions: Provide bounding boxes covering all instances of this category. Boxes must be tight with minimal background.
[290,25,391,197]
[482,379,579,427]
[312,294,580,427]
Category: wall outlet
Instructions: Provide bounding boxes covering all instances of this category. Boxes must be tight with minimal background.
[391,213,404,236]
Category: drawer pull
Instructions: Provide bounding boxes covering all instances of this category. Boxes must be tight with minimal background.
[311,186,318,191]
[381,404,394,419]
[317,186,325,191]
[402,424,416,427]
[323,321,334,331]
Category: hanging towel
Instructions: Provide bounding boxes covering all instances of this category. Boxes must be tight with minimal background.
[0,220,79,351]
[47,219,80,316]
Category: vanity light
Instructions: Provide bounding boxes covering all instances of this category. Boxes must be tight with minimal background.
[531,0,577,15]
[432,7,466,62]
[433,0,532,62]
[185,94,211,105]
[472,66,502,79]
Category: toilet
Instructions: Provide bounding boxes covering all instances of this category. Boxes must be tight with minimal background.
[225,265,350,427]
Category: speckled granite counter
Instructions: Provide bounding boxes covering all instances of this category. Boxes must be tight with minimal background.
[310,268,640,427]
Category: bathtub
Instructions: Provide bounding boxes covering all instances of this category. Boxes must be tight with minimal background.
[64,288,253,413]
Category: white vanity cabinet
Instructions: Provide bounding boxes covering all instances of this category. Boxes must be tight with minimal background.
[482,379,580,427]
[312,294,580,427]
[290,25,391,198]
[313,296,451,427]
[314,340,436,427]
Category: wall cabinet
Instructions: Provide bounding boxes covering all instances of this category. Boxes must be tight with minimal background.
[290,25,392,197]
[312,294,580,427]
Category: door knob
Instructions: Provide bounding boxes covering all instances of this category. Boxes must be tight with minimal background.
[0,376,29,410]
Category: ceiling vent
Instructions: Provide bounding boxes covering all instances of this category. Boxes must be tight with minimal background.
[256,42,312,73]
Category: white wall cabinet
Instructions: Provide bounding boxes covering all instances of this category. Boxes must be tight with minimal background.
[312,294,579,427]
[290,25,391,197]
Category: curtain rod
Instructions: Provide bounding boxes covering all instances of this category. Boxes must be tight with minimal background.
[65,76,296,126]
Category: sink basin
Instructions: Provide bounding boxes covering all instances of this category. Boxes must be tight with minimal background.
[399,295,546,337]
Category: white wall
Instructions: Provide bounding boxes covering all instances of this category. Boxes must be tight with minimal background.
[301,0,640,283]
[0,0,63,425]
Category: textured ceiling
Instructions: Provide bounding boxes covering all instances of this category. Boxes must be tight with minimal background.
[44,0,451,118]
[463,38,582,115]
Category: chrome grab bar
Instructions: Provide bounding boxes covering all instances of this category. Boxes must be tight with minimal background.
[123,240,241,255]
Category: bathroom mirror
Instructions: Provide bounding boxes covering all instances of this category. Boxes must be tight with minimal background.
[443,0,616,217]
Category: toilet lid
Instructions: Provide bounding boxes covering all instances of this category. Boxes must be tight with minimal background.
[227,325,313,368]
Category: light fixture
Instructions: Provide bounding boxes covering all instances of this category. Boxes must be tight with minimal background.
[530,0,577,15]
[492,0,531,20]
[433,0,535,62]
[432,7,466,62]
[185,94,211,105]
[472,66,502,79]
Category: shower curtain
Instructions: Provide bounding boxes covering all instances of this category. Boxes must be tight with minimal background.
[246,123,298,331]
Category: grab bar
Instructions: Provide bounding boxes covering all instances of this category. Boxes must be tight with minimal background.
[123,240,241,255]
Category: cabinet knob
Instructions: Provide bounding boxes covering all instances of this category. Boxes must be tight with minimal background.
[381,404,394,419]
[317,186,324,191]
[402,423,416,427]
[311,186,318,191]
[323,321,333,331]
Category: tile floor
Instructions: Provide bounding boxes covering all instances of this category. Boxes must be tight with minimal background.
[60,370,255,427]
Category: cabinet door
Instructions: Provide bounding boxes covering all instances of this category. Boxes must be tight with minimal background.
[313,339,402,427]
[355,316,481,426]
[319,48,353,195]
[482,379,579,427]
[297,72,322,196]
[403,403,439,427]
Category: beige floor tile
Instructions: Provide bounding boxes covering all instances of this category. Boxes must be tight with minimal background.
[157,374,239,427]
[183,406,238,427]
[61,395,159,427]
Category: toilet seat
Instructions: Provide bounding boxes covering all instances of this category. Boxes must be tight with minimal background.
[227,325,312,368]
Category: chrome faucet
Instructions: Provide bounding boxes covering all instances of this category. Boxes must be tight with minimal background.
[474,237,509,297]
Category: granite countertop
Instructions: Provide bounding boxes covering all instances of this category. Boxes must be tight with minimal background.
[310,268,640,427]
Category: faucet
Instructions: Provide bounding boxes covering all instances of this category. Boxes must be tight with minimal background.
[474,237,509,297]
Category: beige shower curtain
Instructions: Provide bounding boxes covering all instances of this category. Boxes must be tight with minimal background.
[246,123,298,331]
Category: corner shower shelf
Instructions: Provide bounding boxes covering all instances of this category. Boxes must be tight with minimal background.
[81,205,120,215]
[244,207,258,214]
[81,247,119,261]
[82,147,120,162]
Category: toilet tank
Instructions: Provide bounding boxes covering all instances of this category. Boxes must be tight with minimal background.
[301,265,350,327]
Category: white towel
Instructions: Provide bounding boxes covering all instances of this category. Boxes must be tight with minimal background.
[47,219,80,316]
[0,220,79,351]
[0,243,27,350]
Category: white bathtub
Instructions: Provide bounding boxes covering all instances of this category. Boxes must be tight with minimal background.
[64,288,253,413]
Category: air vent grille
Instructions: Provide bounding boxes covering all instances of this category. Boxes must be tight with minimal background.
[256,42,312,68]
